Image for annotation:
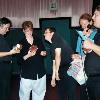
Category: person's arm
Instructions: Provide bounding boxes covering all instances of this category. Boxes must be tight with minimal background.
[51,60,56,87]
[51,48,61,87]
[0,52,12,57]
[0,47,20,57]
[55,48,61,80]
[83,40,100,56]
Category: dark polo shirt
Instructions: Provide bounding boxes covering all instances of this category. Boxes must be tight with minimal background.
[51,33,73,68]
[85,29,100,76]
[0,34,12,79]
[0,35,11,61]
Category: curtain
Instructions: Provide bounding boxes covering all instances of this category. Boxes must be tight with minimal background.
[0,0,93,28]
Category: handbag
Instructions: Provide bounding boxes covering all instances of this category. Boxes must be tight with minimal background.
[67,58,88,85]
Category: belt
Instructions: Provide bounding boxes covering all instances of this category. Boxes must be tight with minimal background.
[0,61,12,64]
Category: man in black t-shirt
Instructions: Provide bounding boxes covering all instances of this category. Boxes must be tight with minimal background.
[44,27,77,100]
[83,5,100,100]
[0,17,20,100]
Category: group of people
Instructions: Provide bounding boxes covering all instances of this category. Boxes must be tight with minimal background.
[0,5,100,100]
[0,19,47,100]
[73,5,100,100]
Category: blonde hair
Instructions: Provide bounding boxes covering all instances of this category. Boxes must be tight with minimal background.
[22,21,33,30]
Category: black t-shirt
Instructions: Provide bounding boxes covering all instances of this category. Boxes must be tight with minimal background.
[0,35,11,61]
[85,29,100,75]
[18,33,46,80]
[51,33,73,67]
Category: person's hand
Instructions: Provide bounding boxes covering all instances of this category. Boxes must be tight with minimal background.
[83,48,92,54]
[72,54,81,60]
[51,71,60,87]
[83,40,93,49]
[23,50,36,60]
[40,51,47,56]
[29,45,38,52]
[27,45,38,57]
[28,50,36,57]
[51,78,56,87]
[83,40,93,53]
[10,46,20,55]
[16,44,22,50]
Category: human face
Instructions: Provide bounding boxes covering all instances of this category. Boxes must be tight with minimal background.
[23,28,33,37]
[44,29,53,43]
[0,24,10,35]
[92,10,100,28]
[80,19,90,29]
